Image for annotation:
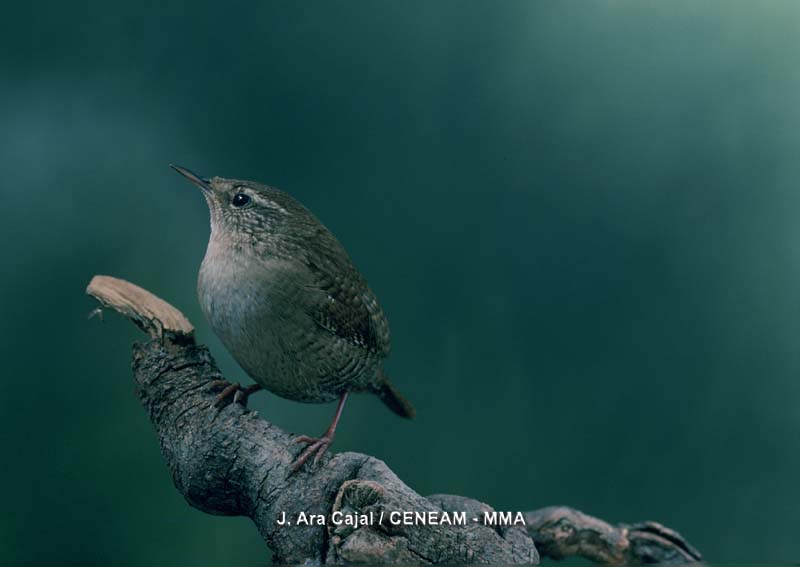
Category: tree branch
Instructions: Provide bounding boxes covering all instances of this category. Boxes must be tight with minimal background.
[86,275,703,565]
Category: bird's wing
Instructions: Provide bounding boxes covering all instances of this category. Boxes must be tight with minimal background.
[301,244,391,357]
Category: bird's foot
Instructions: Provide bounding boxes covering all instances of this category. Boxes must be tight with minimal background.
[289,392,349,474]
[290,434,335,473]
[207,380,263,408]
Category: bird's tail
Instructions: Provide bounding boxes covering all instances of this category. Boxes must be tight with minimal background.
[372,369,416,418]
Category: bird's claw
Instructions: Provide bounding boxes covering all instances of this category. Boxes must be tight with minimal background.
[206,380,262,408]
[290,435,333,473]
[206,379,230,392]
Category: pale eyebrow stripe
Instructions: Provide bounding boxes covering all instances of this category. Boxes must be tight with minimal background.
[250,193,288,215]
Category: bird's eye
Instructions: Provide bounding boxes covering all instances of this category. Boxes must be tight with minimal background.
[232,193,251,207]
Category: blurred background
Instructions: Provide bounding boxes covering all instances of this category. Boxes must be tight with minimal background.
[2,1,799,564]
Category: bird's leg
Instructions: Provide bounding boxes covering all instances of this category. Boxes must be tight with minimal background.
[291,392,349,473]
[233,383,263,405]
[206,380,263,408]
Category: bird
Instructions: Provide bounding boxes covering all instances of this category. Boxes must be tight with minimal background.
[170,165,414,472]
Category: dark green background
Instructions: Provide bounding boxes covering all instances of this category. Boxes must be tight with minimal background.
[2,1,799,564]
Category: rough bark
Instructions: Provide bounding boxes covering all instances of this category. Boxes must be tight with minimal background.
[86,275,703,565]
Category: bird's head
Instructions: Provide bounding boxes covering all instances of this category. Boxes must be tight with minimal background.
[171,165,308,251]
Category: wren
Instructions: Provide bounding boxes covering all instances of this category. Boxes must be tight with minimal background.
[171,165,414,472]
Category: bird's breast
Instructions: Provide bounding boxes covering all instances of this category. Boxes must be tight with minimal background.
[198,247,291,368]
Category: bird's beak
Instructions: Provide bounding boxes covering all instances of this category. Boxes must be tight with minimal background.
[170,164,212,193]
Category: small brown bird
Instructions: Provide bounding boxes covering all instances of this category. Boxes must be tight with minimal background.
[171,165,414,472]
